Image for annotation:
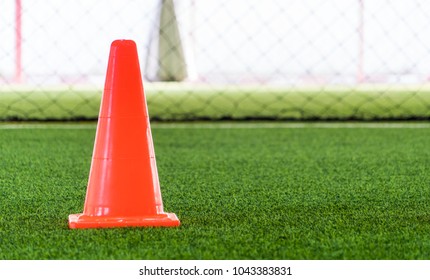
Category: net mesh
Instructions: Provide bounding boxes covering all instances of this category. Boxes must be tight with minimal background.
[1,0,430,120]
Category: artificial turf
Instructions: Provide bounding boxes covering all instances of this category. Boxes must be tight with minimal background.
[0,122,430,259]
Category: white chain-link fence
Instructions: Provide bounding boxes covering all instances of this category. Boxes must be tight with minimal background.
[1,0,430,120]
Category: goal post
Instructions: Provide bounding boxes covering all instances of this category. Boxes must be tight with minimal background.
[145,0,196,82]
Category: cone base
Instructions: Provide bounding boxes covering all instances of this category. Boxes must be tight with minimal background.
[68,213,180,229]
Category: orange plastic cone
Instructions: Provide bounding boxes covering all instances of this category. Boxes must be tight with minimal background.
[68,39,180,229]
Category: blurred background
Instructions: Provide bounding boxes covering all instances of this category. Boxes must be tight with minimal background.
[1,0,430,120]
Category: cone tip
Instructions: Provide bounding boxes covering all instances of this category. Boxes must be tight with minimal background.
[111,39,136,48]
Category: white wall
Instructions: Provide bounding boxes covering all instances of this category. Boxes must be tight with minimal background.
[1,0,430,85]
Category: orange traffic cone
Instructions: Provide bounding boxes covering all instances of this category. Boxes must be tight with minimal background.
[68,39,180,229]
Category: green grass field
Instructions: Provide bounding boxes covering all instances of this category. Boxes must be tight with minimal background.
[1,122,429,260]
